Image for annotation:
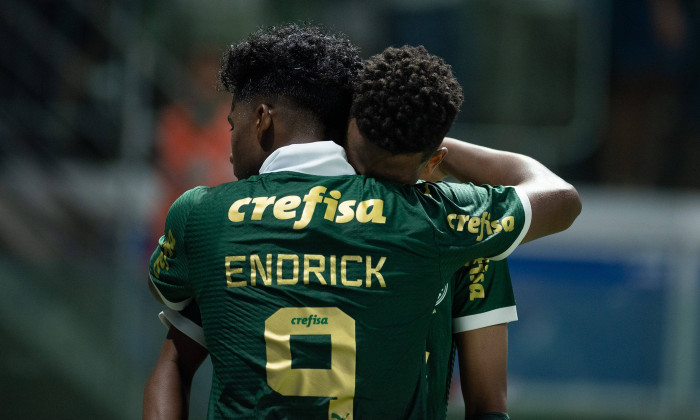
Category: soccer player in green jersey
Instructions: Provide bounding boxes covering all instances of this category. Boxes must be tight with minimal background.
[346,46,572,420]
[420,138,532,420]
[144,25,580,419]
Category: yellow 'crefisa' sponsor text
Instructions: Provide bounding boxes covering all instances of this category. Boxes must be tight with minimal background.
[228,186,386,229]
[446,212,516,241]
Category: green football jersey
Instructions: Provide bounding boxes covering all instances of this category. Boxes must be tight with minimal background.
[149,169,528,419]
[425,258,517,419]
[160,260,516,420]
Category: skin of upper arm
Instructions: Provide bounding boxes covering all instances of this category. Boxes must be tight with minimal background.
[520,178,581,244]
[455,324,509,418]
[169,327,209,377]
[143,327,209,420]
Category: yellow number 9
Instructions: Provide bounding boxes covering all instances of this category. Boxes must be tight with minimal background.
[265,307,356,419]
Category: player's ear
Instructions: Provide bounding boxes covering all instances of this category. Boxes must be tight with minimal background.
[420,147,448,181]
[255,103,274,150]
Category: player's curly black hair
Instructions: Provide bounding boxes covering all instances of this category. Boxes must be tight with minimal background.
[351,45,463,157]
[219,23,363,142]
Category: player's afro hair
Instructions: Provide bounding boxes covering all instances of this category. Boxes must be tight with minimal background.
[219,23,363,142]
[351,45,463,157]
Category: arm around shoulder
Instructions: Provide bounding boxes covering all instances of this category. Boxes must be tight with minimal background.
[433,138,581,243]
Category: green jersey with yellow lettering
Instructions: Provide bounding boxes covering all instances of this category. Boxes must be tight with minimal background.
[149,164,528,419]
[159,260,516,419]
[425,258,517,419]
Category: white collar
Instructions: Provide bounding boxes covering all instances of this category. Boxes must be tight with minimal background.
[259,141,357,176]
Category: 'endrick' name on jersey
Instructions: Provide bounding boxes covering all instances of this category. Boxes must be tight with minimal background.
[225,253,388,288]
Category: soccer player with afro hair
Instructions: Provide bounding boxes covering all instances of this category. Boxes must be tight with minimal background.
[144,24,580,420]
[218,23,362,148]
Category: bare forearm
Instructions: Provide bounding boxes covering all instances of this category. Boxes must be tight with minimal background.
[456,325,509,419]
[437,138,535,185]
[143,353,189,420]
[143,328,208,420]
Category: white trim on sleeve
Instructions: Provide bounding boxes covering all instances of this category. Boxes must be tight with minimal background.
[452,306,518,333]
[149,275,192,311]
[490,186,532,261]
[158,309,208,349]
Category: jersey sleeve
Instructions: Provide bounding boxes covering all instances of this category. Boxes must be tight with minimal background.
[491,186,531,260]
[429,182,531,264]
[451,258,518,333]
[148,187,206,310]
[158,300,207,349]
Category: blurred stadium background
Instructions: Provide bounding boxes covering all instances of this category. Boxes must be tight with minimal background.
[2,0,700,418]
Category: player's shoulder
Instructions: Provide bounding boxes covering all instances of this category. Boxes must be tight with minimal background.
[173,180,261,213]
[172,185,211,209]
[415,181,481,205]
[425,181,522,208]
[430,181,511,197]
[162,186,212,230]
